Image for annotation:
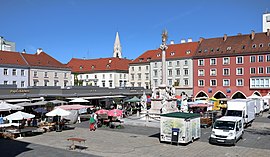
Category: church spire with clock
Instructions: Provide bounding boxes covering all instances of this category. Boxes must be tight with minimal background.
[113,32,122,58]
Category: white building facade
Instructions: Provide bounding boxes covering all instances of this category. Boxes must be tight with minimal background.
[0,65,29,88]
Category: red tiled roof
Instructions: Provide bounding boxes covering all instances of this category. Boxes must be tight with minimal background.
[21,52,67,68]
[0,50,28,66]
[66,57,132,73]
[194,32,270,58]
[131,42,198,64]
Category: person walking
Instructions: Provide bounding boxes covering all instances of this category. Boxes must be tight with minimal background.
[89,115,96,131]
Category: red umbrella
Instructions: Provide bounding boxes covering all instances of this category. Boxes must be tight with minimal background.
[108,109,123,117]
[95,109,109,115]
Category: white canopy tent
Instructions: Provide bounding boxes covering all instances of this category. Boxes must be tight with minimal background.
[0,101,24,111]
[69,98,89,103]
[4,111,35,121]
[46,108,70,117]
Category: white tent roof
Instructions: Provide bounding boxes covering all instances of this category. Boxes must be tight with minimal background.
[0,102,24,111]
[46,108,70,117]
[4,111,35,121]
[247,94,262,99]
[69,98,89,103]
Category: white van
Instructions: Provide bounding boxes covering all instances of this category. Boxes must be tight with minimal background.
[209,116,244,145]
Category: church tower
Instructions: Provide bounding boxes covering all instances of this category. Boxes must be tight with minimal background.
[113,32,122,58]
[263,11,270,32]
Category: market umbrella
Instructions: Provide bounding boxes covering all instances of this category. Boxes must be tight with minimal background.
[4,111,35,121]
[45,108,70,117]
[49,100,67,105]
[57,104,92,110]
[0,102,24,111]
[34,107,48,114]
[247,94,262,99]
[95,109,109,115]
[124,96,141,103]
[108,109,123,117]
[69,98,89,103]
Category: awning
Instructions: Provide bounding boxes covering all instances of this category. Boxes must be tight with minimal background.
[4,99,31,103]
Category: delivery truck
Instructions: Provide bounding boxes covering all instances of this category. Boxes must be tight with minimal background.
[160,112,201,144]
[225,99,255,126]
[209,116,244,145]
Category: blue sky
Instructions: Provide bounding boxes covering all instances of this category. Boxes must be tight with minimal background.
[1,0,270,63]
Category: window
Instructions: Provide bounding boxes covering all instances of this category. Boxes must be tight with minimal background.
[54,72,58,78]
[259,43,263,47]
[210,58,216,65]
[210,69,216,76]
[146,66,148,70]
[64,73,67,78]
[258,55,264,62]
[267,67,270,74]
[250,56,256,63]
[242,45,246,49]
[198,80,204,86]
[198,59,204,66]
[145,73,149,80]
[154,70,158,77]
[227,47,232,51]
[138,73,141,80]
[236,68,243,75]
[139,66,141,71]
[131,82,135,87]
[95,75,97,79]
[137,82,141,87]
[12,69,16,76]
[236,79,244,86]
[176,69,180,76]
[250,67,256,74]
[34,71,37,77]
[109,81,112,87]
[236,56,243,64]
[198,69,204,76]
[258,67,264,74]
[44,72,48,78]
[102,81,105,87]
[21,70,25,76]
[21,81,25,87]
[44,80,48,86]
[184,69,189,75]
[54,80,58,86]
[157,53,160,57]
[12,81,16,85]
[168,79,172,86]
[154,62,158,68]
[168,62,172,67]
[4,69,8,75]
[184,79,189,86]
[131,74,134,80]
[252,44,256,48]
[102,74,105,79]
[223,79,230,86]
[132,67,134,71]
[168,70,172,76]
[223,57,230,65]
[186,50,191,54]
[223,68,230,76]
[110,74,112,79]
[154,79,158,87]
[267,55,270,62]
[4,81,8,85]
[176,61,180,66]
[210,79,217,86]
[184,60,188,65]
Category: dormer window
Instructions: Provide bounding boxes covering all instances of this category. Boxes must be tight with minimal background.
[204,49,208,53]
[170,52,175,56]
[106,64,110,68]
[91,65,95,69]
[252,44,256,48]
[80,66,83,69]
[259,43,263,47]
[139,58,144,62]
[198,49,202,53]
[147,57,151,61]
[226,47,232,51]
[268,43,270,47]
[216,48,220,52]
[157,53,161,57]
[242,45,246,49]
[186,50,191,54]
[210,48,214,52]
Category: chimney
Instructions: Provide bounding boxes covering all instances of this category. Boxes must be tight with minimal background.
[170,40,175,44]
[223,34,227,41]
[180,39,186,43]
[251,30,255,40]
[267,29,270,36]
[22,49,26,53]
[199,37,204,44]
[36,48,43,55]
[187,38,192,42]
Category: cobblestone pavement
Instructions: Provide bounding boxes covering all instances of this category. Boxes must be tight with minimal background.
[2,112,270,157]
[18,122,270,157]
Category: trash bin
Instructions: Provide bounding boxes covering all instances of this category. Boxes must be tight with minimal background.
[171,128,180,144]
